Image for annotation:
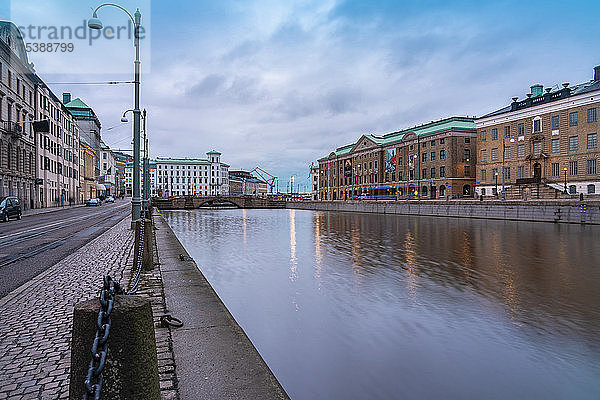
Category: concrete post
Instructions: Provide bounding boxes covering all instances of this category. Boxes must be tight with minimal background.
[69,295,160,400]
[142,218,153,270]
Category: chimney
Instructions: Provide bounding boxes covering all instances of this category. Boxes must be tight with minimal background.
[594,65,600,82]
[530,84,543,97]
[62,92,72,104]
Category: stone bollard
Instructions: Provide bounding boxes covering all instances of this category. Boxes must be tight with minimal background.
[69,295,161,400]
[142,218,153,270]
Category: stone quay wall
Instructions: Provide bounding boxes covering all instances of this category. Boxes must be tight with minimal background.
[287,199,600,224]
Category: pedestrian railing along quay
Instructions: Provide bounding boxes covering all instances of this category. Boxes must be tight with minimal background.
[69,211,161,400]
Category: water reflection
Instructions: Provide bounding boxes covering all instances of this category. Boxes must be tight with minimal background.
[164,209,600,400]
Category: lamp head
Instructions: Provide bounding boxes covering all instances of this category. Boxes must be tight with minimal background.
[88,12,103,30]
[121,117,129,123]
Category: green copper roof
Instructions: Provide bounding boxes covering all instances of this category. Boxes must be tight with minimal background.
[318,116,475,161]
[65,98,91,110]
[206,150,221,155]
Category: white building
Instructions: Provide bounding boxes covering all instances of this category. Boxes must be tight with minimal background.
[124,161,156,198]
[99,140,116,196]
[155,150,229,197]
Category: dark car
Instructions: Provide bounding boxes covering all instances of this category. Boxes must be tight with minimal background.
[0,196,22,222]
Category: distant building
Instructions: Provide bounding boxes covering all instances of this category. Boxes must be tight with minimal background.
[80,138,96,201]
[124,161,156,198]
[476,65,600,199]
[309,163,319,200]
[154,150,229,196]
[228,170,267,196]
[318,117,477,200]
[99,140,116,196]
[113,151,132,196]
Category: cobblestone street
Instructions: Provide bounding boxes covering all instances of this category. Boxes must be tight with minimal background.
[0,217,134,399]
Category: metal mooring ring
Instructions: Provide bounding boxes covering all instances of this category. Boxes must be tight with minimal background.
[160,314,184,328]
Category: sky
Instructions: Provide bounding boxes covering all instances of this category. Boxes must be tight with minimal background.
[2,0,600,191]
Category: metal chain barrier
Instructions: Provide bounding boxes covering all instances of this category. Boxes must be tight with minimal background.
[83,215,146,399]
[83,275,123,400]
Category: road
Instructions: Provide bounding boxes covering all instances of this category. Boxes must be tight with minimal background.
[0,199,130,299]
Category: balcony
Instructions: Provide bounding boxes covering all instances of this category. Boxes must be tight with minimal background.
[1,121,23,135]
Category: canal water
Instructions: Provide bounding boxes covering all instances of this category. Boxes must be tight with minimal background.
[163,209,600,400]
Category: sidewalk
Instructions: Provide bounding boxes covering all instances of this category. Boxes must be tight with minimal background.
[153,212,289,400]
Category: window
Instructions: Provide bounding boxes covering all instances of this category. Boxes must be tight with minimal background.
[518,144,525,157]
[504,146,511,159]
[440,138,445,144]
[533,141,541,156]
[587,133,597,149]
[551,139,560,153]
[491,148,498,161]
[518,123,524,136]
[422,142,426,148]
[551,163,560,177]
[569,185,577,194]
[552,115,559,130]
[492,168,498,180]
[480,149,487,162]
[464,149,471,161]
[503,166,510,180]
[422,153,427,162]
[588,108,597,123]
[430,152,436,161]
[422,169,427,178]
[504,126,511,138]
[480,130,486,141]
[440,150,445,160]
[569,136,579,151]
[587,159,597,175]
[569,112,578,126]
[517,166,524,179]
[588,184,596,194]
[431,168,436,178]
[569,160,578,176]
[465,137,470,143]
[439,166,445,177]
[492,128,498,140]
[481,169,487,182]
[464,166,470,176]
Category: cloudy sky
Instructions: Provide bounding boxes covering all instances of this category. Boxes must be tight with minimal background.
[3,0,600,191]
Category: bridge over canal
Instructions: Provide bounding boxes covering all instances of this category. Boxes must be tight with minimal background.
[152,195,286,210]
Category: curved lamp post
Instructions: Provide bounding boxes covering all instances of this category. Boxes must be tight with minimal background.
[89,3,143,222]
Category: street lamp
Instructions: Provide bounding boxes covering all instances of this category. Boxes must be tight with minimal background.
[89,3,143,222]
[494,172,499,198]
[501,137,515,201]
[122,109,149,211]
[563,167,568,194]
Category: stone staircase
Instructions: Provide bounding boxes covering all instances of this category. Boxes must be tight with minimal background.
[504,182,564,200]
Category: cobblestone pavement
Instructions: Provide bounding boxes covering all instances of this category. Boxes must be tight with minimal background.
[0,214,180,400]
[0,217,134,399]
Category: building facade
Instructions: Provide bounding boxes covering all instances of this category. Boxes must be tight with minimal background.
[228,170,267,196]
[155,151,229,197]
[476,66,600,199]
[80,138,96,201]
[309,163,319,200]
[124,161,156,197]
[36,85,80,207]
[113,151,132,197]
[64,94,101,183]
[318,117,476,200]
[0,21,37,209]
[99,140,116,196]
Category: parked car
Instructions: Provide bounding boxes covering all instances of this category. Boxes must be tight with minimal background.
[105,196,115,203]
[0,196,22,222]
[85,198,101,207]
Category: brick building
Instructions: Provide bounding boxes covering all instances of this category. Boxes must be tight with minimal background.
[476,66,600,199]
[318,117,476,200]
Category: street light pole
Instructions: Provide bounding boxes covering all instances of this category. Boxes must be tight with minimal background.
[563,167,568,194]
[89,5,142,222]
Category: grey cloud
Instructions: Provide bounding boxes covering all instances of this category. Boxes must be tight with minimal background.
[187,74,227,97]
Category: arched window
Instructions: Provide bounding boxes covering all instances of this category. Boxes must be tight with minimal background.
[569,185,577,194]
[439,185,446,197]
[587,184,596,194]
[16,147,20,172]
[22,149,26,173]
[29,152,33,175]
[422,186,428,196]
